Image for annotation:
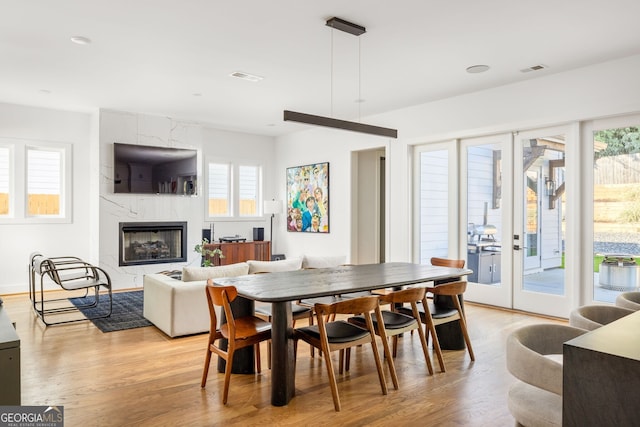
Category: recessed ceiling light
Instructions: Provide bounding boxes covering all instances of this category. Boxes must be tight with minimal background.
[38,89,51,95]
[466,64,490,74]
[192,93,202,97]
[230,71,263,82]
[355,98,366,103]
[70,36,91,45]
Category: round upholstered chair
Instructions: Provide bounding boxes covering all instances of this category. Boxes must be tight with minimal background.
[568,304,634,331]
[615,292,640,311]
[506,324,587,427]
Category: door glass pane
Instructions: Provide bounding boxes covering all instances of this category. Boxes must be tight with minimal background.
[466,144,502,285]
[419,150,449,263]
[522,136,566,295]
[593,126,640,302]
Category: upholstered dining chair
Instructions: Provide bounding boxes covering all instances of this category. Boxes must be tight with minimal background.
[568,304,634,331]
[201,282,272,404]
[348,286,434,380]
[398,280,474,372]
[293,295,391,411]
[615,291,640,311]
[506,323,587,427]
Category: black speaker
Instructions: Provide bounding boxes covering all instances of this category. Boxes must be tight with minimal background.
[253,227,264,241]
[271,254,286,261]
[202,229,211,242]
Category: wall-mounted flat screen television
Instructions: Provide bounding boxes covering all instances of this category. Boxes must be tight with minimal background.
[113,143,198,195]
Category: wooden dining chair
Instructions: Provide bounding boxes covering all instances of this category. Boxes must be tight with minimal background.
[399,280,475,372]
[201,282,272,404]
[348,287,434,379]
[293,295,391,411]
[430,257,465,269]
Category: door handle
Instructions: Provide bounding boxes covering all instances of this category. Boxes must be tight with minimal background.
[513,245,529,250]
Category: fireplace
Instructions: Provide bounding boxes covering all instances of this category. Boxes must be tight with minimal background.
[119,221,187,266]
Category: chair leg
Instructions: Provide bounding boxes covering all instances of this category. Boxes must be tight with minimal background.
[369,337,389,396]
[255,343,262,373]
[377,332,399,390]
[222,350,234,405]
[322,345,342,411]
[415,324,434,375]
[456,309,475,361]
[425,320,445,372]
[201,345,213,387]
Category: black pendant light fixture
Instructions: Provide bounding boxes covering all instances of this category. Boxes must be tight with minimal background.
[283,17,398,139]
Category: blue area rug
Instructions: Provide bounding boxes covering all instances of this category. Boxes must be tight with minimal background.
[69,291,152,333]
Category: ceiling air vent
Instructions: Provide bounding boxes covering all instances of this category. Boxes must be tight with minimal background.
[230,71,263,82]
[520,64,548,73]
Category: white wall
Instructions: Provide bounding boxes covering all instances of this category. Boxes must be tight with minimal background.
[0,103,93,294]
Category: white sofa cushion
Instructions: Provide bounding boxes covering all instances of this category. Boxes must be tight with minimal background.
[247,257,303,274]
[182,262,249,282]
[302,255,347,269]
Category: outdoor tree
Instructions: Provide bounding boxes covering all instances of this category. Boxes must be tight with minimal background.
[594,127,640,159]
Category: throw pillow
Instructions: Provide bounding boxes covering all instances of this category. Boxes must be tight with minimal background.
[247,257,303,274]
[302,255,347,269]
[182,262,250,282]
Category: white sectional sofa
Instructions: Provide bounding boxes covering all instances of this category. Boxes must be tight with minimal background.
[142,257,306,338]
[143,262,251,337]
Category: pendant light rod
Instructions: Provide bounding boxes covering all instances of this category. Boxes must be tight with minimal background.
[284,110,397,139]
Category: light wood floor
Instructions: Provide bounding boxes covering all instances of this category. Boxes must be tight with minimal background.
[3,291,566,427]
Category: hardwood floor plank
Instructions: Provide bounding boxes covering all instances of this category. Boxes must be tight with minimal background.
[2,292,565,426]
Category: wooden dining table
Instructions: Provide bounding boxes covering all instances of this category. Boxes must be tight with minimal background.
[212,262,472,406]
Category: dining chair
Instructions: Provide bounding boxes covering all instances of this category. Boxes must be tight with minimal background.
[568,304,634,331]
[348,286,433,379]
[615,291,640,311]
[293,295,391,411]
[430,257,465,269]
[398,280,475,372]
[201,282,272,404]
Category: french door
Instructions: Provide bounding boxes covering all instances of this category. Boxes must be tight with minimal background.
[512,126,574,317]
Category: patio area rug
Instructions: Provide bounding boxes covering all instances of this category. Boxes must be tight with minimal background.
[69,290,152,333]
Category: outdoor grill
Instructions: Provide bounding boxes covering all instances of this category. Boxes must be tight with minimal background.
[598,255,640,291]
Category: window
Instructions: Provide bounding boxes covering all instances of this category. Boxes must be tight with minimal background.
[27,148,62,216]
[239,165,259,216]
[418,149,450,263]
[0,147,9,215]
[0,140,70,223]
[208,163,230,216]
[207,161,262,219]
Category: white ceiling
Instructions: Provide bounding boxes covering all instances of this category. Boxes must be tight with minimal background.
[2,1,640,137]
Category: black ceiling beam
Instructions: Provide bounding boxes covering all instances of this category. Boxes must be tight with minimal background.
[284,110,398,139]
[325,17,366,36]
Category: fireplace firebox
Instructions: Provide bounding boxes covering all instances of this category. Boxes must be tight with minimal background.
[119,221,187,266]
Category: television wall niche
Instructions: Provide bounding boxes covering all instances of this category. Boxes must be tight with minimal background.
[113,142,198,195]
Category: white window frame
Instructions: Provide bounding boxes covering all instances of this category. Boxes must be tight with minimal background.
[205,157,263,221]
[0,139,72,224]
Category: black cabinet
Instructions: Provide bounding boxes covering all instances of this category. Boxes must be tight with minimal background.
[467,250,501,284]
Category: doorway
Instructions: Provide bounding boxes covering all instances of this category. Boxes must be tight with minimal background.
[352,148,386,264]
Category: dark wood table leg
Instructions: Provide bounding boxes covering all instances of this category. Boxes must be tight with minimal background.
[217,296,256,374]
[270,301,295,406]
[433,279,466,350]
